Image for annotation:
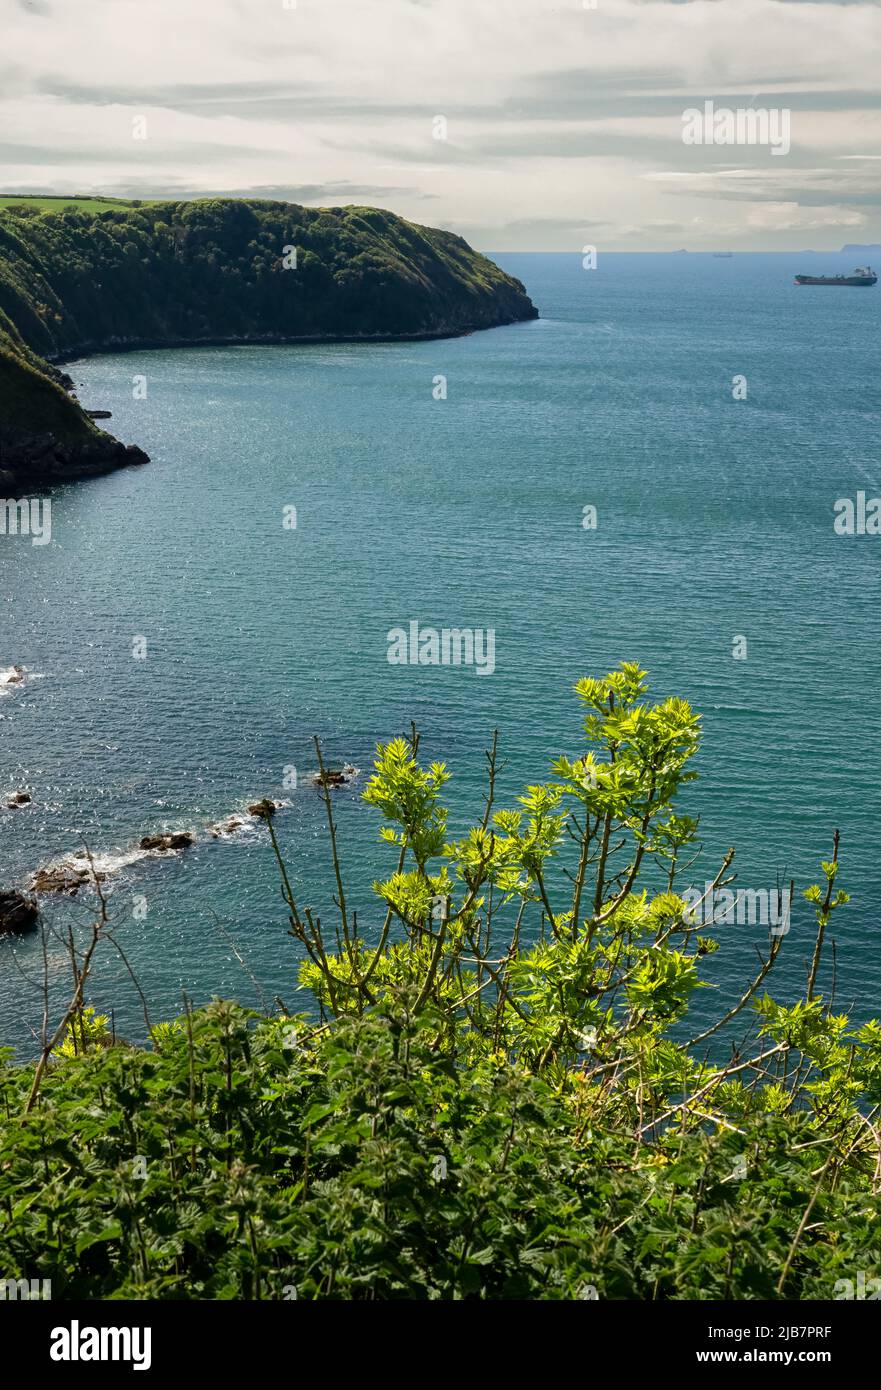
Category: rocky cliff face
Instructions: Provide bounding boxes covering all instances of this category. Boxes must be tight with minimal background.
[0,422,149,490]
[0,341,149,488]
[0,198,537,487]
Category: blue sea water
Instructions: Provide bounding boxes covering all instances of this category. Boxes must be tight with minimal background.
[1,250,880,1052]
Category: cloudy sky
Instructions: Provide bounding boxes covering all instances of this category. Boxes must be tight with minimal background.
[2,0,880,250]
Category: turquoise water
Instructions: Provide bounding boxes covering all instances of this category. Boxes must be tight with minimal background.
[2,251,880,1050]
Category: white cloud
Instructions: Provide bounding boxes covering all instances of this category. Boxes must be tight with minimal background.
[1,0,880,248]
[745,200,866,230]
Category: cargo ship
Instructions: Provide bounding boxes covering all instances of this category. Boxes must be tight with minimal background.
[795,266,877,286]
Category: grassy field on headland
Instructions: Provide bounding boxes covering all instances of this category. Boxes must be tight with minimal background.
[0,195,137,213]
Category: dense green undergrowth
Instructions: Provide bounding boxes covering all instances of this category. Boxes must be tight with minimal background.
[1,666,879,1300]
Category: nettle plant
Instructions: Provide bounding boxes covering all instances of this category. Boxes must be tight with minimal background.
[2,663,880,1300]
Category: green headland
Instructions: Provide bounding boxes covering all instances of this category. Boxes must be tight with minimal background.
[0,196,537,488]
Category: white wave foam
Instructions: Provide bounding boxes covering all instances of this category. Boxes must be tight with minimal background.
[29,794,298,894]
[0,665,27,692]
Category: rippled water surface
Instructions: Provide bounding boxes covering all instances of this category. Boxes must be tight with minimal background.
[2,251,879,1050]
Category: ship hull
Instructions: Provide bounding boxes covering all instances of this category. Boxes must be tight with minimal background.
[795,276,877,287]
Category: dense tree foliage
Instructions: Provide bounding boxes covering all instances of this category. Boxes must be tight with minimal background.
[0,198,534,357]
[1,667,878,1300]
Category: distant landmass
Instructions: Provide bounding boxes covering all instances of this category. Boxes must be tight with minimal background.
[0,197,537,488]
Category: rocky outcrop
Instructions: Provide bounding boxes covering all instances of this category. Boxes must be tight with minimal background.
[210,815,246,838]
[30,864,94,895]
[0,890,38,934]
[26,788,338,897]
[5,791,31,808]
[139,832,194,852]
[210,798,285,835]
[0,425,149,489]
[312,764,358,789]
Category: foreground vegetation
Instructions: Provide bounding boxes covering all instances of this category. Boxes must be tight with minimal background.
[1,666,879,1299]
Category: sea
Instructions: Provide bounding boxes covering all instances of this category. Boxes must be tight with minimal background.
[2,250,880,1053]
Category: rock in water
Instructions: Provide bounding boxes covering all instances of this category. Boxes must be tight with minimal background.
[0,891,39,933]
[30,864,95,894]
[248,799,277,820]
[312,766,357,788]
[210,815,246,838]
[139,832,194,852]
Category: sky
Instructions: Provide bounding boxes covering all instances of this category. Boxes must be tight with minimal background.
[1,0,880,251]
